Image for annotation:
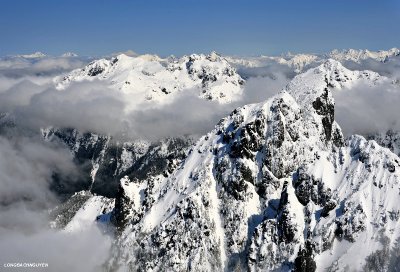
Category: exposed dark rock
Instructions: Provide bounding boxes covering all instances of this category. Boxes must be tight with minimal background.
[312,88,335,141]
[293,166,336,213]
[294,241,317,272]
[111,178,140,229]
[335,201,366,242]
[87,65,105,76]
[277,182,296,243]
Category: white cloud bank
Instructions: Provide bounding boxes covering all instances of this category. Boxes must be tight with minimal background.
[0,53,400,271]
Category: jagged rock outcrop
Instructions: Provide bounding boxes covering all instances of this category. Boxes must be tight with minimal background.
[111,176,142,229]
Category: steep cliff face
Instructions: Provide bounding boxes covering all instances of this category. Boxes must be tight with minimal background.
[42,128,192,198]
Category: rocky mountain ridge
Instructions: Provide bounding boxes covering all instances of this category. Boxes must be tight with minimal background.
[55,52,245,104]
[54,60,400,271]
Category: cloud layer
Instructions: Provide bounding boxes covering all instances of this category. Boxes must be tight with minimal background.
[0,56,113,271]
[0,133,112,272]
[2,55,400,139]
[1,54,400,270]
[0,56,291,140]
[334,81,400,135]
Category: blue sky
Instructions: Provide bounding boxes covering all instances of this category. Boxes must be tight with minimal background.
[0,0,399,57]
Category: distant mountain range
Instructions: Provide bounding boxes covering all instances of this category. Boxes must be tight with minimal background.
[227,48,400,73]
[5,47,399,72]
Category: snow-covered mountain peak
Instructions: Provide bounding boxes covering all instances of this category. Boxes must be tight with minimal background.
[286,59,383,111]
[184,51,222,62]
[61,52,78,57]
[386,47,400,57]
[105,88,346,270]
[315,58,384,85]
[55,52,244,104]
[328,48,400,63]
[207,51,220,61]
[94,77,400,270]
[135,53,162,62]
[17,51,47,59]
[283,53,320,72]
[180,51,230,69]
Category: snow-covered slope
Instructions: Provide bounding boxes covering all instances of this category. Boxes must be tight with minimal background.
[55,52,244,104]
[63,192,114,233]
[286,59,385,110]
[59,60,400,271]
